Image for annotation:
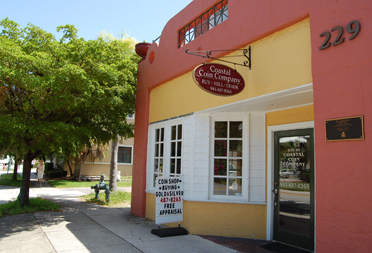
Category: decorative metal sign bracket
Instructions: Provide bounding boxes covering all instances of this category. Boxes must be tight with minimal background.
[185,46,251,70]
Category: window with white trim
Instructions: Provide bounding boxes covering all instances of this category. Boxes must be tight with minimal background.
[151,121,183,187]
[118,146,132,164]
[212,120,243,197]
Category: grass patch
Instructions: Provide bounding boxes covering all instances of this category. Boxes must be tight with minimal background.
[82,191,131,207]
[48,177,132,188]
[0,173,22,187]
[0,197,60,217]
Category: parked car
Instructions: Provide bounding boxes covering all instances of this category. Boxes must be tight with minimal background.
[280,169,294,178]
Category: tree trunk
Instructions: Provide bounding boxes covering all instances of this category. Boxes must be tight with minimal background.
[73,155,83,180]
[20,150,42,208]
[109,139,118,193]
[67,160,73,177]
[12,159,18,181]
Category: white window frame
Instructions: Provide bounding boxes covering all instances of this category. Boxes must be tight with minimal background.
[209,114,249,201]
[117,145,133,165]
[149,119,183,190]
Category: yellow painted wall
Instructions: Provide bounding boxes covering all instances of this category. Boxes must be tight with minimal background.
[146,193,266,239]
[149,19,312,123]
[266,105,314,126]
[80,163,133,177]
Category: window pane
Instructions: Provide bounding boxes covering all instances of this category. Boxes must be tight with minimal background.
[171,125,177,140]
[159,159,163,173]
[154,159,159,172]
[170,159,175,173]
[177,141,182,156]
[178,125,182,140]
[171,142,176,157]
[160,128,164,141]
[228,178,242,196]
[229,159,242,177]
[160,143,164,157]
[214,159,227,176]
[118,147,124,162]
[155,129,160,142]
[230,121,242,138]
[214,178,227,195]
[124,147,132,163]
[155,144,159,157]
[118,147,132,163]
[222,6,228,20]
[229,140,242,157]
[215,121,227,138]
[177,159,181,174]
[215,140,227,157]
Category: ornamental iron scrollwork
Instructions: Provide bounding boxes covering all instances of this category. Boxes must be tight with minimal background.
[185,46,251,70]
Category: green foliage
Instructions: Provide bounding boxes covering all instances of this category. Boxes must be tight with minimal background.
[0,18,139,159]
[0,197,60,217]
[82,191,131,207]
[48,178,132,188]
[0,173,22,186]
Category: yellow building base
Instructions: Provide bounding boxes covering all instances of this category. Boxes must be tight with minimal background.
[146,193,267,239]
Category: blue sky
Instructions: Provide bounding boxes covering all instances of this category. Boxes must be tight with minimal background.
[0,0,192,42]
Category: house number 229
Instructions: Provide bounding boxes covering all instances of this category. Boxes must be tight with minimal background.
[319,20,361,50]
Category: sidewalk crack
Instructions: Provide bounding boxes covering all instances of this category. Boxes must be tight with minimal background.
[33,213,57,253]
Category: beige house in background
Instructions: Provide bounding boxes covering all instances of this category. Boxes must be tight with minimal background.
[65,116,134,178]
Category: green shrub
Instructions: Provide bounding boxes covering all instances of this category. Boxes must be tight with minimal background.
[46,170,63,178]
[45,163,54,171]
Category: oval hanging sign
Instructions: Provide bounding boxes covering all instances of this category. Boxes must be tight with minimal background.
[193,63,245,96]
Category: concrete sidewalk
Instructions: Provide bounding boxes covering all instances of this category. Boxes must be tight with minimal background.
[0,180,237,253]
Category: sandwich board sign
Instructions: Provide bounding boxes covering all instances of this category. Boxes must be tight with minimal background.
[155,177,184,225]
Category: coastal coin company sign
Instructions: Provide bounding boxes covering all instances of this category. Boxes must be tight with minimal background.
[193,63,245,96]
[155,177,184,225]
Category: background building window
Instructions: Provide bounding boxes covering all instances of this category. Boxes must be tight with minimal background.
[118,146,132,164]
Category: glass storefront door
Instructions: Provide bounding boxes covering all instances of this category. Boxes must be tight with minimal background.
[273,129,314,251]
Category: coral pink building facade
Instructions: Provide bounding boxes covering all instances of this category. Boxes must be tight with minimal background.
[132,0,372,251]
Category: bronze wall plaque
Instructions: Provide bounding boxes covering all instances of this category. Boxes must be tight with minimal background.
[325,116,364,141]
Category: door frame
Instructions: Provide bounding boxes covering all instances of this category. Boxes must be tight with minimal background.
[266,121,315,243]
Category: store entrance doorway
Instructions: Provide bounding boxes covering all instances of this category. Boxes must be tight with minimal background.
[273,128,314,251]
